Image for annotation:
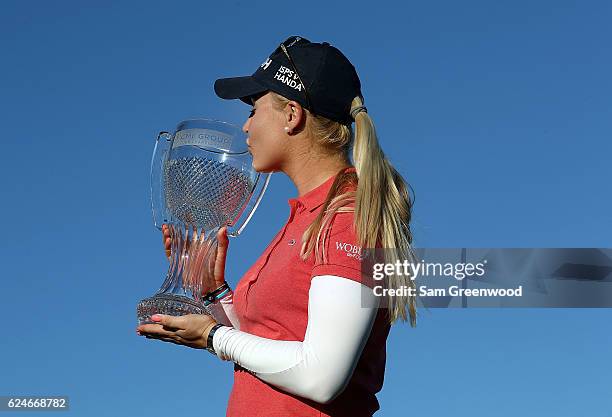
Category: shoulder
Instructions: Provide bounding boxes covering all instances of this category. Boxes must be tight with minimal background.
[312,211,373,287]
[326,210,356,238]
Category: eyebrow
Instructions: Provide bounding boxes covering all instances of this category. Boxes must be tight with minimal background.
[249,92,266,106]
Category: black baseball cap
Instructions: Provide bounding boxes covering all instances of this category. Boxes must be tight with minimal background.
[214,36,362,125]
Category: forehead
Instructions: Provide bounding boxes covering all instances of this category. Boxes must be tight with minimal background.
[251,91,271,106]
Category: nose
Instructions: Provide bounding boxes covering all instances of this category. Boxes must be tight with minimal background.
[242,117,250,134]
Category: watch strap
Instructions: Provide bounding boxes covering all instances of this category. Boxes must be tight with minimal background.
[206,323,225,355]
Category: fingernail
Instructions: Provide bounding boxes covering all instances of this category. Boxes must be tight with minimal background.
[151,315,161,322]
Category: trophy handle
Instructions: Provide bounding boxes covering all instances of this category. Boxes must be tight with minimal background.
[151,131,172,230]
[227,172,272,238]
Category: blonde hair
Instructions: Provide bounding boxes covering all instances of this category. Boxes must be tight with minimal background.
[270,92,417,327]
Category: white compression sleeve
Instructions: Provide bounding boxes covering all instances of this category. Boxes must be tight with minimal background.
[212,275,379,404]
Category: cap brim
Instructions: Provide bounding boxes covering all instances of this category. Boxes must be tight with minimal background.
[214,76,268,105]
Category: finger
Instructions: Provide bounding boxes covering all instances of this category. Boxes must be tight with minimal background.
[159,337,182,345]
[163,226,172,258]
[217,226,229,248]
[138,324,175,338]
[165,237,172,259]
[142,324,194,344]
[151,314,183,330]
[192,230,211,296]
[184,225,199,291]
[145,334,182,345]
[214,227,229,286]
[205,239,217,291]
[138,323,162,333]
[169,224,179,263]
[162,225,171,240]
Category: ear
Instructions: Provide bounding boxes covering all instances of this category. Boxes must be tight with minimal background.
[283,100,305,131]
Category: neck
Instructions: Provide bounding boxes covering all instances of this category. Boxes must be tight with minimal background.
[282,153,351,197]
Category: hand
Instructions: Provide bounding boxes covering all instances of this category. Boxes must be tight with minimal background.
[137,314,217,350]
[161,225,229,295]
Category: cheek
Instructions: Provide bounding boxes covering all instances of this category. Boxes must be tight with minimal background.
[247,109,287,170]
[250,130,286,171]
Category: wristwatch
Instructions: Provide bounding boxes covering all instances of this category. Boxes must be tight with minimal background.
[206,324,225,355]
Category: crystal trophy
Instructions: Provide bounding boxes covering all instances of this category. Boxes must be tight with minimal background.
[137,119,271,324]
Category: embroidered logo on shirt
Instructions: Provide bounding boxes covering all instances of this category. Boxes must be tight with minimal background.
[288,239,296,246]
[335,241,366,260]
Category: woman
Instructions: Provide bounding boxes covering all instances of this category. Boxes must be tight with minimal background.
[137,36,417,417]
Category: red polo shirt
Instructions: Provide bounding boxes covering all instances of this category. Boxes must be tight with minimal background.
[227,167,390,417]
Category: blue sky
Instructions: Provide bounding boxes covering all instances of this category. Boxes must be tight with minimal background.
[1,1,610,416]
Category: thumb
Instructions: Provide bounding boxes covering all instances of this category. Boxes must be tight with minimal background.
[217,226,229,249]
[151,314,180,328]
[214,226,229,285]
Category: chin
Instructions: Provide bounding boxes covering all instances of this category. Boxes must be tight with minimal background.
[252,159,278,174]
[253,165,275,174]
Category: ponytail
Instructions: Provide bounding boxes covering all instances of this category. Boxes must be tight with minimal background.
[270,92,417,326]
[351,96,417,326]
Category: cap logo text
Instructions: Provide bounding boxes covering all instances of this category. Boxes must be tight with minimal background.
[273,65,303,92]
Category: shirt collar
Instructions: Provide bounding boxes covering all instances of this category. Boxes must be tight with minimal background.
[288,167,357,213]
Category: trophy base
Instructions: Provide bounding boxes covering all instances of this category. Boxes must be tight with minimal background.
[137,293,209,325]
